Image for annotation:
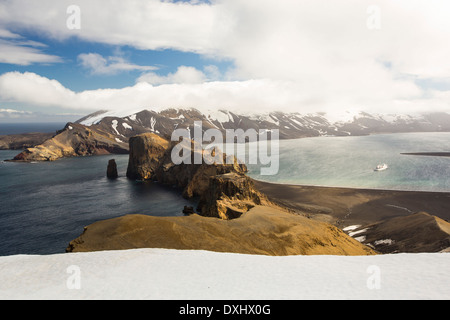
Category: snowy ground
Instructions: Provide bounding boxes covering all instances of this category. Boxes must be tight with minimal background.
[0,249,448,300]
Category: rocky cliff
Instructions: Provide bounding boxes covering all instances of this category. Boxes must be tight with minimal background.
[197,173,268,220]
[125,133,266,219]
[153,142,248,200]
[126,133,170,180]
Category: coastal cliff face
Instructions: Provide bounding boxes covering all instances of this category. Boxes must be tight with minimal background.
[197,173,268,220]
[153,143,248,199]
[13,123,128,161]
[126,133,170,180]
[125,133,263,220]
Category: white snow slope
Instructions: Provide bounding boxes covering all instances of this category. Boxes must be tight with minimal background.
[0,249,448,300]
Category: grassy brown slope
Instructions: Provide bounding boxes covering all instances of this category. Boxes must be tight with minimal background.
[67,205,375,256]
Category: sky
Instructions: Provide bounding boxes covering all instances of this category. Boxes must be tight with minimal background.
[0,0,450,122]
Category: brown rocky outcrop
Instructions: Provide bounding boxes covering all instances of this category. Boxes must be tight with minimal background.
[197,173,268,220]
[126,133,170,180]
[153,143,248,199]
[12,123,128,161]
[125,134,256,219]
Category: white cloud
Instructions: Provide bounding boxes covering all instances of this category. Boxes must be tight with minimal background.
[0,71,305,113]
[0,108,32,115]
[0,107,34,120]
[0,72,76,107]
[1,0,450,114]
[0,38,62,66]
[0,26,62,65]
[0,71,445,117]
[137,66,206,85]
[203,65,222,81]
[0,0,216,53]
[0,28,21,39]
[0,106,82,122]
[78,53,157,75]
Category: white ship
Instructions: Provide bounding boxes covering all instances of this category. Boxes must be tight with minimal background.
[374,163,388,171]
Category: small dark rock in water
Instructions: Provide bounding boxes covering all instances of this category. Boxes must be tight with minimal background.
[107,159,118,179]
[183,206,195,215]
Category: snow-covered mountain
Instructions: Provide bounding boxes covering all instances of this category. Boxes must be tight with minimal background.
[77,108,450,141]
[12,108,450,161]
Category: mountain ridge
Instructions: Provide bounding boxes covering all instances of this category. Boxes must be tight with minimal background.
[11,107,450,161]
[78,108,450,139]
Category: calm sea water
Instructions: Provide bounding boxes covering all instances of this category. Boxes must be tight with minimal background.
[1,131,450,256]
[0,151,197,256]
[0,123,65,135]
[247,132,450,192]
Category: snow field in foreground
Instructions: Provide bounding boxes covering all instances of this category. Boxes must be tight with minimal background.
[0,249,448,300]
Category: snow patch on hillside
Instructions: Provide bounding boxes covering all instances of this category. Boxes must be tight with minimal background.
[343,225,362,232]
[111,120,119,135]
[349,228,369,237]
[80,108,150,126]
[122,123,132,130]
[206,109,232,124]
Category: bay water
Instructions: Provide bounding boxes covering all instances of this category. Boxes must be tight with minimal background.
[0,151,196,256]
[248,132,450,192]
[0,123,65,135]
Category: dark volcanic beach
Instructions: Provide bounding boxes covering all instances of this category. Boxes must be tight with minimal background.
[253,179,450,227]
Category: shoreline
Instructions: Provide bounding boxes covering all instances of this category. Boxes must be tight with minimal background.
[250,177,450,194]
[401,152,450,157]
[252,179,450,227]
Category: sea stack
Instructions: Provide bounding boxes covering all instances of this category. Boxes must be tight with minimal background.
[107,159,118,179]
